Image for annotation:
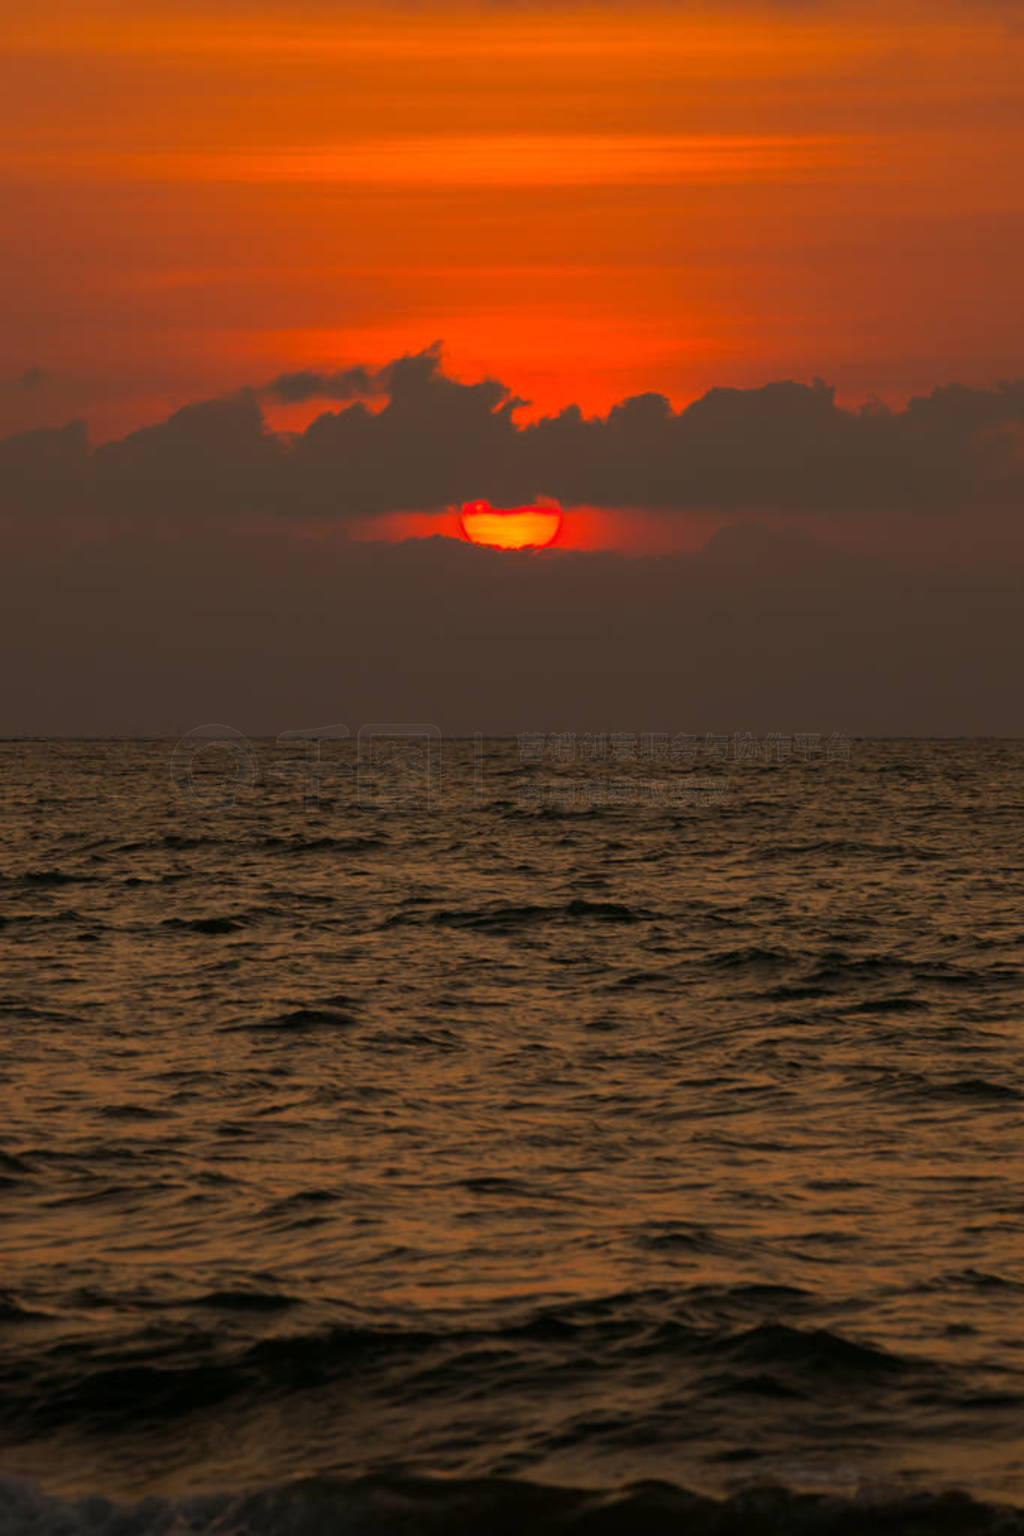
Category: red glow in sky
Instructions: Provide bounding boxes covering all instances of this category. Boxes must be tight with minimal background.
[350,504,729,553]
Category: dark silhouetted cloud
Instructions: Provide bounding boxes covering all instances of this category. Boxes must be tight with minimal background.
[3,513,1024,736]
[9,367,52,392]
[2,346,1023,526]
[265,363,385,404]
[3,346,1024,735]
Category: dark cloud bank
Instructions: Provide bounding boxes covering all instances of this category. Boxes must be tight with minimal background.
[1,346,1023,736]
[4,343,1024,520]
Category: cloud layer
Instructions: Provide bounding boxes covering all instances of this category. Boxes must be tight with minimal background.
[2,346,1023,524]
[4,512,1024,736]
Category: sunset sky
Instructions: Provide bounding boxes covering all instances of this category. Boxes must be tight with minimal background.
[3,0,1024,735]
[3,0,1023,442]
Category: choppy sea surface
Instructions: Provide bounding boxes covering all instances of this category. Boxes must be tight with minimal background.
[3,737,1024,1534]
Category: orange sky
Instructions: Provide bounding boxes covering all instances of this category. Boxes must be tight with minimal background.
[2,0,1023,441]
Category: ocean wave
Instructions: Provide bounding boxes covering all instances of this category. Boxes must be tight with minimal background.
[5,739,1024,1510]
[2,1471,1023,1536]
[261,834,388,854]
[11,869,92,887]
[0,1293,46,1325]
[704,1322,914,1380]
[385,900,656,933]
[222,999,359,1032]
[161,914,263,935]
[0,1289,934,1438]
[189,1291,298,1314]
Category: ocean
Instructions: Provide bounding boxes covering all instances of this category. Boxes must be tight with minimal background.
[2,736,1024,1534]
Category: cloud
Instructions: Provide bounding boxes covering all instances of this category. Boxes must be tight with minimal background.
[1,346,1023,525]
[0,418,89,481]
[3,349,1024,735]
[264,363,385,404]
[3,513,1023,736]
[8,367,52,392]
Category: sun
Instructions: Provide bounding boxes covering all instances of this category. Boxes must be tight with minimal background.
[460,500,563,550]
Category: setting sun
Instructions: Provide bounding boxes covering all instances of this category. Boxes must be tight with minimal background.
[460,500,563,550]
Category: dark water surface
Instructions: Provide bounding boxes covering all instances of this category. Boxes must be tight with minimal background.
[3,738,1024,1533]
